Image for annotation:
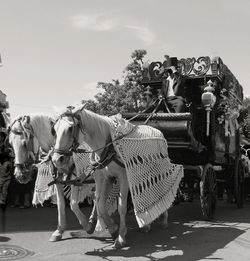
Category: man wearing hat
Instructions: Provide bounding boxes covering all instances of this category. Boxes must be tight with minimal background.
[161,57,185,113]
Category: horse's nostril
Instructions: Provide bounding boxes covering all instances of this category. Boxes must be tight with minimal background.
[59,155,65,163]
[52,154,67,169]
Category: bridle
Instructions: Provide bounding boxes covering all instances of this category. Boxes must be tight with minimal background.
[51,111,130,183]
[9,116,39,170]
[52,112,83,156]
[52,110,140,176]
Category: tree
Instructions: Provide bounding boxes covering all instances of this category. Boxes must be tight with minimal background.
[123,50,147,112]
[94,80,128,115]
[82,49,148,115]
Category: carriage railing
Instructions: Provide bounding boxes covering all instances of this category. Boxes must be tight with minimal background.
[124,55,243,165]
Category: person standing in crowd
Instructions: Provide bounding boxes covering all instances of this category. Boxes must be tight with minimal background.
[0,130,12,210]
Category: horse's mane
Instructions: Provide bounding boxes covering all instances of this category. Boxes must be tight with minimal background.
[11,113,55,152]
[76,107,112,135]
[60,104,112,132]
[58,104,113,146]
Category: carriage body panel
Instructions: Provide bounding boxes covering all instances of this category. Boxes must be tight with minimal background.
[123,55,245,217]
[125,55,243,166]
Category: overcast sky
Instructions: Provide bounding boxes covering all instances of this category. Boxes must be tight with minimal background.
[1,0,250,119]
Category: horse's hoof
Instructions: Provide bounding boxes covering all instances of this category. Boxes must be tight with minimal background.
[112,238,127,249]
[70,230,85,238]
[161,223,169,229]
[140,225,151,233]
[49,234,62,242]
[86,219,97,234]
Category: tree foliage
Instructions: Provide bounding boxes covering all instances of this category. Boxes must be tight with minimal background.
[123,49,147,112]
[82,49,147,115]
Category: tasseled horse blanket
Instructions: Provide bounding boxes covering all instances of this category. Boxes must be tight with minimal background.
[109,115,184,227]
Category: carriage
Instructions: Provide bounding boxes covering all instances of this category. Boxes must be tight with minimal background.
[123,55,244,220]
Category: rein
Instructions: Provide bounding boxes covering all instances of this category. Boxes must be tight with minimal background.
[53,111,137,156]
[52,113,81,156]
[52,111,138,183]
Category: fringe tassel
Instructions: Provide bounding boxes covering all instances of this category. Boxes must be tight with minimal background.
[135,167,184,227]
[32,184,56,205]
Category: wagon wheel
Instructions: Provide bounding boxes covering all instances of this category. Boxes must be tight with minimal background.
[200,163,217,220]
[234,157,245,208]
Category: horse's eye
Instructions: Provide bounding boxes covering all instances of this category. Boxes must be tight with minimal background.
[51,128,56,136]
[21,140,27,148]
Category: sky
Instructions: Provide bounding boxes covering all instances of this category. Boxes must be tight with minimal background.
[1,0,250,120]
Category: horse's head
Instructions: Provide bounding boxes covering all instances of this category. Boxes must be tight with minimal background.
[52,108,82,173]
[8,116,39,184]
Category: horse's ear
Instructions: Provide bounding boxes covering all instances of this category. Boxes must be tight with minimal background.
[22,116,30,129]
[116,113,122,120]
[110,113,125,124]
[72,103,86,114]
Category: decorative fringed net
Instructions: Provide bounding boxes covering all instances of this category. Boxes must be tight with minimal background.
[110,115,184,227]
[106,178,120,215]
[32,161,56,205]
[72,144,95,203]
[32,143,95,206]
[33,141,120,220]
[73,144,120,214]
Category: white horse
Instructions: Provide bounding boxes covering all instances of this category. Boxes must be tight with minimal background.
[52,106,170,249]
[8,114,97,242]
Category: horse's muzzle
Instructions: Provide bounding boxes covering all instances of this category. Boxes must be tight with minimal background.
[52,152,70,173]
[14,167,31,184]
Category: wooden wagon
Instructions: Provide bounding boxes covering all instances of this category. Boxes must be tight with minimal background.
[123,55,244,219]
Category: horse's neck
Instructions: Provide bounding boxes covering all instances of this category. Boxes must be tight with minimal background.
[30,115,54,153]
[79,110,111,153]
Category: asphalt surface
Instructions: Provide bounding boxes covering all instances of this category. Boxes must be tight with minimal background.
[1,199,250,261]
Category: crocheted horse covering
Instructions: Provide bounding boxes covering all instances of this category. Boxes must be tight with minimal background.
[109,115,184,227]
[72,145,95,203]
[73,144,120,214]
[33,143,119,213]
[32,144,94,205]
[32,160,56,205]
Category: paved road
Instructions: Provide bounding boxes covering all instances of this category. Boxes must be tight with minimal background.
[1,199,250,261]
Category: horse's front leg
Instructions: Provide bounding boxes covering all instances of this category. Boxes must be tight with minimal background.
[140,209,169,233]
[95,174,118,239]
[86,200,97,234]
[113,174,129,249]
[49,184,66,242]
[160,210,168,229]
[70,185,97,237]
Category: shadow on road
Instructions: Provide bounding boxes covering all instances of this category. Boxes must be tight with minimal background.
[84,201,250,261]
[2,200,250,260]
[85,222,243,261]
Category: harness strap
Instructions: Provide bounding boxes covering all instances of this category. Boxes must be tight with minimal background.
[74,143,125,185]
[47,161,77,187]
[113,156,125,168]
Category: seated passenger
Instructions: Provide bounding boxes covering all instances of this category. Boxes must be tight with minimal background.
[161,65,186,113]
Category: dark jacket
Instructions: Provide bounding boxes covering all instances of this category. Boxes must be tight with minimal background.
[162,73,185,98]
